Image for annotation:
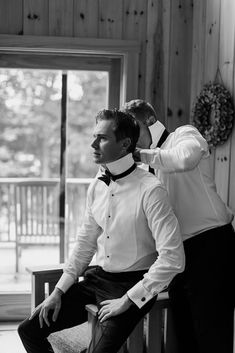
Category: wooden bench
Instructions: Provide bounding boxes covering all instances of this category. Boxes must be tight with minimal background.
[28,265,178,353]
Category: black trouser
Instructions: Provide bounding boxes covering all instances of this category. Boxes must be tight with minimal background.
[168,223,235,353]
[18,266,156,353]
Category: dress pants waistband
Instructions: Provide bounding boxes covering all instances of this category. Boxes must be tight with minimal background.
[84,265,147,283]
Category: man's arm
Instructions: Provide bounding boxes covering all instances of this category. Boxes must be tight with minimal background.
[56,183,102,293]
[32,183,102,327]
[139,125,209,172]
[127,185,185,308]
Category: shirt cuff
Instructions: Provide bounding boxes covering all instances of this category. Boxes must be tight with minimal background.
[55,272,75,293]
[140,149,161,166]
[127,280,156,309]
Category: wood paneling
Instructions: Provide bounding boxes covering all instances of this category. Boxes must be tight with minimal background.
[98,0,123,39]
[167,0,193,131]
[0,0,23,34]
[24,0,49,36]
[190,0,235,214]
[49,0,74,36]
[123,0,147,98]
[214,0,235,205]
[145,0,168,124]
[73,0,99,38]
[0,292,30,321]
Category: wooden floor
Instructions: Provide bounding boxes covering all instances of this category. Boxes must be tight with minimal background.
[0,323,26,353]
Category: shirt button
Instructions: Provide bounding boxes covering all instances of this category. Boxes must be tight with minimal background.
[141,297,146,302]
[108,215,111,218]
[107,255,109,258]
[107,236,110,239]
[111,194,114,196]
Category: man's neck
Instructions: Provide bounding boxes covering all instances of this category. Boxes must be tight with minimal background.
[105,153,134,175]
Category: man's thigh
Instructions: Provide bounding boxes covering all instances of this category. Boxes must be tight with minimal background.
[88,297,156,353]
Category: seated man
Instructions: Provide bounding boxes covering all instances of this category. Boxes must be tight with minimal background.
[18,109,185,353]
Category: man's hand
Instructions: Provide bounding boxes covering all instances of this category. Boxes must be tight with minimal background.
[98,294,134,323]
[133,148,141,162]
[29,288,63,328]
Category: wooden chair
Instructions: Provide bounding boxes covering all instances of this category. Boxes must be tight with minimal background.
[27,265,178,353]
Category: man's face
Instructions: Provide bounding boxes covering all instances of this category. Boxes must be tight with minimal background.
[136,120,152,149]
[91,119,125,164]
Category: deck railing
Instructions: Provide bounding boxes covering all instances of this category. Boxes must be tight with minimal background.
[0,178,92,244]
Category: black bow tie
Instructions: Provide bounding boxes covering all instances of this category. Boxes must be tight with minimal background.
[98,163,137,186]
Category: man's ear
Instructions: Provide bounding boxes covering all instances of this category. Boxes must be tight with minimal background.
[146,115,156,127]
[122,137,131,151]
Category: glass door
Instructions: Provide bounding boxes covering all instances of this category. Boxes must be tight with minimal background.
[0,53,121,320]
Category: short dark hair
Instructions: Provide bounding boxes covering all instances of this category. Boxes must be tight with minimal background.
[122,99,157,124]
[95,109,140,153]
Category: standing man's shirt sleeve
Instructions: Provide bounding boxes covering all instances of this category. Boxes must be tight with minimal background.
[56,183,102,293]
[140,125,209,172]
[127,185,185,308]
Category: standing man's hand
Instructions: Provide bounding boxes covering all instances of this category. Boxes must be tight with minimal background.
[98,294,134,322]
[133,148,141,162]
[29,288,63,328]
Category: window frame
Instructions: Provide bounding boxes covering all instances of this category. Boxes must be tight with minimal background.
[0,35,140,320]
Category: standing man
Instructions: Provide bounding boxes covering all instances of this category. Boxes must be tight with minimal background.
[123,99,235,353]
[18,109,185,353]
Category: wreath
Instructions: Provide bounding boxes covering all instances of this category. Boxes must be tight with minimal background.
[192,83,234,148]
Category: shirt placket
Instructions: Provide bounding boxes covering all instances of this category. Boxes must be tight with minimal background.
[104,182,115,265]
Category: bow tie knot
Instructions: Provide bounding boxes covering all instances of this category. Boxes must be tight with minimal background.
[98,170,115,186]
[98,163,137,186]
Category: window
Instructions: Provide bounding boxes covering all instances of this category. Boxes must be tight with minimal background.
[0,35,139,320]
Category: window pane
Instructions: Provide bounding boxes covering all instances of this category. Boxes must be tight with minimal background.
[0,68,61,291]
[66,71,108,252]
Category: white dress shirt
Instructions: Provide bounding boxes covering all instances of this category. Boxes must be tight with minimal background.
[56,153,185,308]
[139,125,233,240]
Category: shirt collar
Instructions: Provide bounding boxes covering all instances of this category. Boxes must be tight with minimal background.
[105,153,134,175]
[149,120,166,149]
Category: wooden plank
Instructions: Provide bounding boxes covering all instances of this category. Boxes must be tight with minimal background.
[98,0,123,39]
[214,0,235,204]
[204,0,221,84]
[123,0,147,99]
[74,0,99,38]
[121,52,139,104]
[23,0,49,36]
[49,0,74,36]
[0,292,30,321]
[145,302,162,353]
[228,123,235,220]
[203,0,221,177]
[145,0,168,124]
[190,0,206,111]
[167,0,194,131]
[0,34,140,54]
[0,0,23,35]
[108,58,121,108]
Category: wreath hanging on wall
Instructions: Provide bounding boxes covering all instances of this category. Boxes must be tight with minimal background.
[192,83,234,148]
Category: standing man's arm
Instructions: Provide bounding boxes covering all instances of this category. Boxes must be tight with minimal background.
[139,126,209,172]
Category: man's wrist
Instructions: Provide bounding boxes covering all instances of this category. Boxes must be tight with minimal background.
[54,287,64,296]
[125,293,135,307]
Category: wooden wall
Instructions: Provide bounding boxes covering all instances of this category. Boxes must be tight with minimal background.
[190,0,235,217]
